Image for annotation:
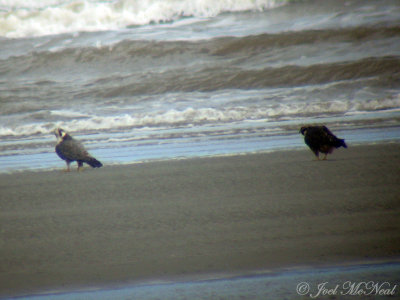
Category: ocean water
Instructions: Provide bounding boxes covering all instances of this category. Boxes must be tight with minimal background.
[1,0,400,172]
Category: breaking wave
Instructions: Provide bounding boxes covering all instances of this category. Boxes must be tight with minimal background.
[0,0,287,38]
[1,93,399,138]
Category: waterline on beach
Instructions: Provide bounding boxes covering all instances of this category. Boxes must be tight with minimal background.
[13,262,400,300]
[1,126,400,173]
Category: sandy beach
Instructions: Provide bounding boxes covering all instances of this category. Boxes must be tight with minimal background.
[1,143,399,298]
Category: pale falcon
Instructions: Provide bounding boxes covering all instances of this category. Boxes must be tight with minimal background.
[54,128,103,171]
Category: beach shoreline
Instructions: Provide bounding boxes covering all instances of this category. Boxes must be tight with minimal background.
[1,143,399,298]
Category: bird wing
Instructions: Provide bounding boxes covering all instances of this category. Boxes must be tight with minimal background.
[321,126,337,143]
[57,139,90,162]
[321,126,346,148]
[322,126,334,137]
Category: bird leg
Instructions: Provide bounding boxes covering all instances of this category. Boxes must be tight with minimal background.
[64,161,71,172]
[322,153,328,160]
[313,150,320,161]
[77,161,84,172]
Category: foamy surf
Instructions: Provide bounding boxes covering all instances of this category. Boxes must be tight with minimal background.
[0,0,287,38]
[0,90,399,138]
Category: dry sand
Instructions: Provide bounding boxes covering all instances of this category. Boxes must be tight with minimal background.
[0,143,399,297]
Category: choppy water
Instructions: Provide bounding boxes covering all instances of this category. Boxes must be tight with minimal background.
[1,0,400,172]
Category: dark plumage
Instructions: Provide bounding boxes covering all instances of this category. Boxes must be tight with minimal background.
[300,125,347,160]
[54,128,102,171]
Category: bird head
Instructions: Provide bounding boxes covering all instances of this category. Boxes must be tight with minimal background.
[299,126,308,136]
[54,128,70,143]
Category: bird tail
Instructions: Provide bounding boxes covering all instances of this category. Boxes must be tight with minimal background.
[86,156,103,168]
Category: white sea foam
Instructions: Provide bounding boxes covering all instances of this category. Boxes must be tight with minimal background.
[1,94,399,138]
[0,0,287,38]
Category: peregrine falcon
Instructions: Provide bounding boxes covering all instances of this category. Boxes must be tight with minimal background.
[300,125,347,160]
[54,128,103,171]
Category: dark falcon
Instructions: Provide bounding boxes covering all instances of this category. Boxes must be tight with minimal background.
[299,125,347,160]
[54,128,103,171]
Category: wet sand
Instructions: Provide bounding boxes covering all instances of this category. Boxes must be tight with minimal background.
[0,143,399,297]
